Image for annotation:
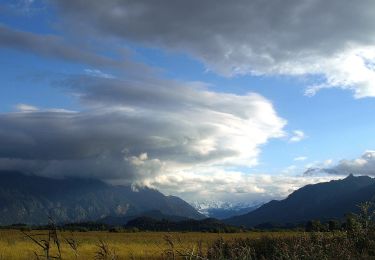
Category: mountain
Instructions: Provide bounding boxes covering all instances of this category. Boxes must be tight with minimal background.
[203,206,259,219]
[0,171,203,225]
[225,174,375,227]
[192,201,261,219]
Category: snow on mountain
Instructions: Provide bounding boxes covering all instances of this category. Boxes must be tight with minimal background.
[190,200,263,219]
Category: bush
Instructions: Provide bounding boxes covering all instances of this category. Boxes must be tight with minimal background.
[162,201,375,259]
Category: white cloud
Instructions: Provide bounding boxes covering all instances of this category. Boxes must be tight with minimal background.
[289,130,306,142]
[304,49,375,98]
[143,170,341,203]
[14,104,76,114]
[84,68,115,79]
[294,156,308,161]
[15,103,39,112]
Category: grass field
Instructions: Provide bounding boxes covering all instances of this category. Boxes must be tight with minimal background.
[0,229,302,259]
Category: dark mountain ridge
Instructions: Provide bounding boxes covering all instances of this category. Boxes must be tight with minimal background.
[225,174,375,227]
[0,171,203,225]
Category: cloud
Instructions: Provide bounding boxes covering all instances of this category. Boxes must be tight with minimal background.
[326,151,375,176]
[289,130,306,142]
[303,151,375,176]
[15,103,39,112]
[0,24,152,77]
[0,24,110,66]
[54,0,375,98]
[0,76,286,188]
[294,156,307,161]
[84,69,115,79]
[145,170,341,203]
[0,11,292,202]
[14,103,75,114]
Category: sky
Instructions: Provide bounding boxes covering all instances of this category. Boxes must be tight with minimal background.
[1,0,375,204]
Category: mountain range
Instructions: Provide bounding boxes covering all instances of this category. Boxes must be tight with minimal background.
[225,174,375,227]
[192,201,261,219]
[1,171,375,228]
[0,171,203,225]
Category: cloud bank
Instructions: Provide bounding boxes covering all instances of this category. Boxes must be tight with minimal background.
[0,74,287,200]
[304,151,375,177]
[146,170,340,203]
[55,0,375,98]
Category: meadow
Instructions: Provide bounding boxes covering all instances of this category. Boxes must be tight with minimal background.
[1,205,374,260]
[0,230,302,259]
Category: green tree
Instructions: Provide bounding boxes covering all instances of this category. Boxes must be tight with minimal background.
[305,220,322,232]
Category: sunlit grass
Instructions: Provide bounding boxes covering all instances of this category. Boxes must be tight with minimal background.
[0,229,302,259]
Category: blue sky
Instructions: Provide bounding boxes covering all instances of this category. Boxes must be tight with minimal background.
[1,0,375,203]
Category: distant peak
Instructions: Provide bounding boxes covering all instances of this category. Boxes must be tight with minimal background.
[343,174,373,182]
[346,173,355,179]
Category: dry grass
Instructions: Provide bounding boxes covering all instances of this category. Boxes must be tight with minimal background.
[0,229,301,259]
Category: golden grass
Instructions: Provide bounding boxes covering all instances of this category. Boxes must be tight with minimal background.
[0,229,302,259]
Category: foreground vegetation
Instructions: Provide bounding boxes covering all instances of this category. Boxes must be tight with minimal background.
[0,230,301,259]
[0,229,373,260]
[1,202,375,259]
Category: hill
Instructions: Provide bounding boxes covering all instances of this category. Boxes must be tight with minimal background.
[225,174,375,227]
[0,171,203,225]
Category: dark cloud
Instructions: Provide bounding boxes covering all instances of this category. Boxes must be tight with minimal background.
[55,0,375,97]
[0,24,153,77]
[0,75,285,184]
[304,151,375,176]
[0,24,113,66]
[57,0,374,56]
[61,75,273,120]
